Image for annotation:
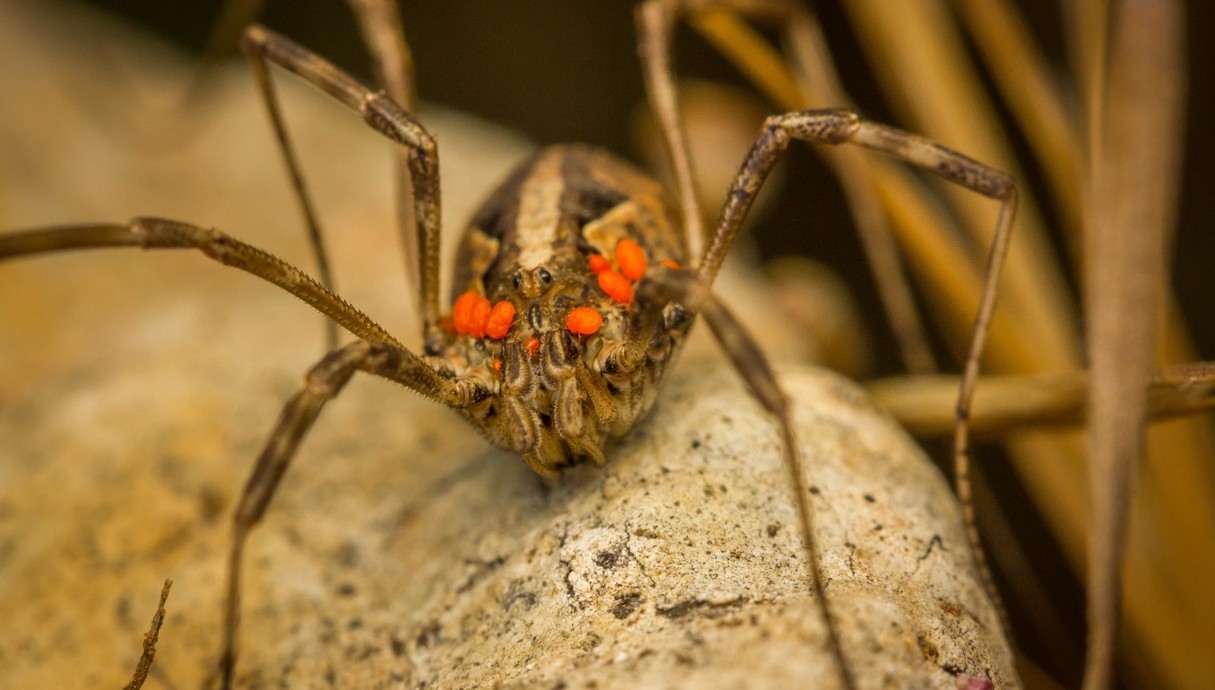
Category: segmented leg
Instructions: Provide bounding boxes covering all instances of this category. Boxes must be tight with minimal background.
[240,25,444,345]
[342,0,423,334]
[218,339,487,690]
[704,107,1018,629]
[242,32,340,349]
[0,217,402,349]
[192,1,418,348]
[635,0,707,260]
[636,0,936,374]
[0,213,492,688]
[344,0,415,109]
[637,266,855,690]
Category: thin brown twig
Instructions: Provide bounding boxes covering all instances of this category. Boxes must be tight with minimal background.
[123,579,173,690]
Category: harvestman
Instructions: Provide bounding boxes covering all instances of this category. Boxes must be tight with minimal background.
[0,1,1016,688]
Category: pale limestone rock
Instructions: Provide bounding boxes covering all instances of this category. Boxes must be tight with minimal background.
[0,3,1016,688]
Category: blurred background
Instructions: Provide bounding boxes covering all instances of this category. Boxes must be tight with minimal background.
[8,1,1215,688]
[59,0,1215,367]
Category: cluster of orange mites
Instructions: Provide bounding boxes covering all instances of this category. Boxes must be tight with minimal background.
[450,238,678,344]
[589,238,644,304]
[569,238,674,336]
[451,291,515,340]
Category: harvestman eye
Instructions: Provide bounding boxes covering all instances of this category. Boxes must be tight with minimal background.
[0,2,1023,689]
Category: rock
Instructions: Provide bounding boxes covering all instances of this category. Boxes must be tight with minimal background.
[0,3,1016,688]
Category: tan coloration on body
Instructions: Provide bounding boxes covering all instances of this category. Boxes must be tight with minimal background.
[444,145,688,478]
[0,3,1030,689]
[513,148,566,269]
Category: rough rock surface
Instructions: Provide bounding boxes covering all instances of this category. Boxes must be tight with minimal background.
[0,3,1016,688]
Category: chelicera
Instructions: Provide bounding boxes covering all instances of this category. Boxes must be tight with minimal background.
[437,146,697,476]
[0,1,1018,688]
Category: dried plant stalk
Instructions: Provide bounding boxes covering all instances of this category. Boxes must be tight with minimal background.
[700,1,1215,686]
[1084,2,1185,689]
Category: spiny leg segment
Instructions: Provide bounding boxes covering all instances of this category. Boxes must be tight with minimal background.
[0,215,487,690]
[2,16,463,689]
[0,217,399,348]
[241,24,445,345]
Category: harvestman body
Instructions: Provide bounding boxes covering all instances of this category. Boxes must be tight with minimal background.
[0,1,1017,688]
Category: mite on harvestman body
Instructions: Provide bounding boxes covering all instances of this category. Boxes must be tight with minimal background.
[0,1,1017,687]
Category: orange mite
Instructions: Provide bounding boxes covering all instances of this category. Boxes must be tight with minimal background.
[525,337,540,355]
[565,306,602,335]
[659,258,680,270]
[451,290,480,334]
[467,296,492,338]
[485,300,515,340]
[597,269,632,303]
[587,253,611,274]
[616,238,647,281]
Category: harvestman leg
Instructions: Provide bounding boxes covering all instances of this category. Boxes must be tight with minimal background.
[241,0,427,349]
[242,33,340,349]
[4,27,468,684]
[195,0,419,349]
[644,0,1019,629]
[0,218,398,348]
[219,339,487,689]
[704,107,1018,625]
[0,215,490,689]
[0,229,492,690]
[0,201,415,690]
[240,24,445,348]
[225,27,466,687]
[341,0,424,332]
[635,266,856,690]
[639,2,1012,686]
[637,0,936,373]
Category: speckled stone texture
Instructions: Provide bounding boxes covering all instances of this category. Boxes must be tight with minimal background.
[0,3,1017,688]
[1,344,1018,690]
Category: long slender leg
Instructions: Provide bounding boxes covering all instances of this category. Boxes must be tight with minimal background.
[702,107,1018,627]
[341,0,425,336]
[643,0,1019,625]
[344,0,415,110]
[240,25,444,344]
[637,0,936,372]
[242,35,340,349]
[0,217,404,349]
[218,339,487,690]
[635,0,707,261]
[637,266,856,690]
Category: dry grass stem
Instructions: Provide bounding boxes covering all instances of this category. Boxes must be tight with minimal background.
[1083,1,1185,688]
